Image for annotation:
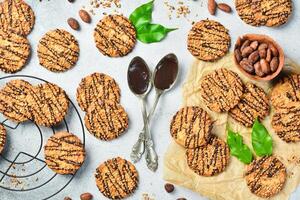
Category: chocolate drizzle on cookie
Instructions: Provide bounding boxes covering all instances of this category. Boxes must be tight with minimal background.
[200,68,244,112]
[94,15,136,57]
[0,0,35,36]
[76,72,121,112]
[26,83,69,127]
[37,29,79,72]
[229,83,269,127]
[170,106,213,149]
[245,156,286,198]
[95,157,138,199]
[186,136,230,177]
[84,100,128,141]
[0,30,31,73]
[44,131,85,175]
[187,19,231,61]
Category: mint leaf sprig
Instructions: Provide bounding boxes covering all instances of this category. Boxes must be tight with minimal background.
[129,1,177,44]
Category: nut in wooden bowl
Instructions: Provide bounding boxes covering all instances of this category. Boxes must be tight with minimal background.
[234,34,285,81]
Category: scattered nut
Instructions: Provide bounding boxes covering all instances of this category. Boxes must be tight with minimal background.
[64,197,72,200]
[177,198,187,200]
[67,18,80,30]
[79,9,91,23]
[80,193,93,200]
[208,0,217,15]
[164,183,175,193]
[217,3,232,13]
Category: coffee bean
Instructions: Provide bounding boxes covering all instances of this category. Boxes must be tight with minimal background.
[79,10,91,23]
[269,44,279,57]
[254,62,264,77]
[248,51,259,63]
[64,197,72,200]
[234,49,242,62]
[177,198,187,200]
[258,43,268,50]
[260,59,271,75]
[241,46,254,58]
[266,48,272,62]
[235,37,242,49]
[241,40,250,51]
[80,193,93,200]
[67,0,75,2]
[67,18,80,30]
[270,57,279,72]
[208,0,217,15]
[240,59,254,74]
[250,41,258,50]
[164,183,175,193]
[217,3,232,13]
[258,49,267,59]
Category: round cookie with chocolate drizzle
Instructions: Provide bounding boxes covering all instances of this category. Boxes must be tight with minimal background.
[170,106,213,149]
[37,29,79,72]
[229,83,270,128]
[186,136,230,177]
[84,100,128,141]
[26,83,69,127]
[270,74,300,110]
[0,30,31,73]
[95,157,139,199]
[76,72,121,112]
[44,131,85,175]
[272,103,300,142]
[245,156,286,198]
[0,0,35,36]
[200,68,244,113]
[0,79,33,122]
[235,0,263,26]
[94,15,136,57]
[0,124,6,154]
[187,19,231,61]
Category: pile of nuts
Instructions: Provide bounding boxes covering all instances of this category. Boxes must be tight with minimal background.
[234,37,280,77]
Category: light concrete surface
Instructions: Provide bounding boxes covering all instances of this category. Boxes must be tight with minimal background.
[0,0,300,199]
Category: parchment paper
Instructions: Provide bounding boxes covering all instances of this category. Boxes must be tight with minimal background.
[163,53,300,200]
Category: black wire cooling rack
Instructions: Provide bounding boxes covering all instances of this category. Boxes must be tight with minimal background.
[0,75,85,200]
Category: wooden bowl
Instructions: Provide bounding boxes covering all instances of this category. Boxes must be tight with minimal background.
[234,34,285,81]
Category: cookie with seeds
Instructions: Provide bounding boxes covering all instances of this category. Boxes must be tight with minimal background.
[186,136,230,177]
[270,74,300,109]
[94,15,136,57]
[0,124,6,153]
[0,30,31,73]
[187,19,231,61]
[170,106,213,149]
[76,72,120,112]
[245,156,286,198]
[229,83,269,127]
[271,104,300,142]
[95,157,138,199]
[0,0,35,36]
[37,29,79,72]
[200,68,244,113]
[0,80,33,122]
[44,131,85,175]
[26,83,69,127]
[84,100,128,141]
[235,0,292,27]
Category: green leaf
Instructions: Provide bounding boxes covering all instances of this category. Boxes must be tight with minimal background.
[129,0,154,28]
[136,23,177,43]
[251,119,273,157]
[227,129,253,164]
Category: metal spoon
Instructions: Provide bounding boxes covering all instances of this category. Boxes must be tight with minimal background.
[127,56,152,163]
[144,53,179,171]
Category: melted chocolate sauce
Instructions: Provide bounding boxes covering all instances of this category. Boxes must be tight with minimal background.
[154,53,178,90]
[127,56,150,95]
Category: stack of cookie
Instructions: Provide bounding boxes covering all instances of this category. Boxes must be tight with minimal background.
[76,73,129,141]
[271,74,300,143]
[0,79,69,127]
[200,68,270,128]
[170,106,230,177]
[0,0,35,73]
